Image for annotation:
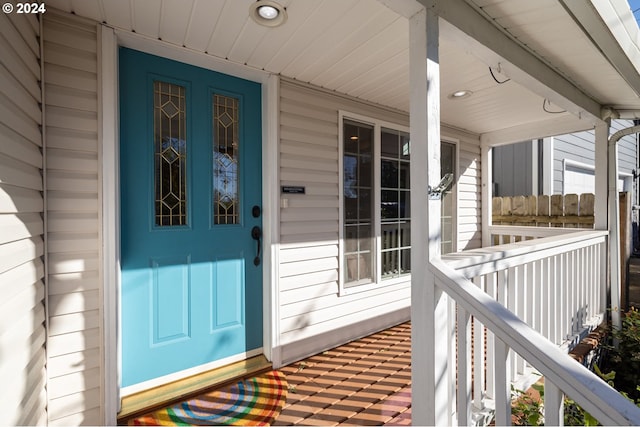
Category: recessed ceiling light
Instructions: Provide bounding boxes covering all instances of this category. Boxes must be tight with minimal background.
[449,90,473,99]
[258,5,278,20]
[250,1,287,27]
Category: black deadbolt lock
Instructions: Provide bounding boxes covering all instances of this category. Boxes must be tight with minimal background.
[252,205,261,218]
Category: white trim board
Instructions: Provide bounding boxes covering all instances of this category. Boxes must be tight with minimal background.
[100,25,279,424]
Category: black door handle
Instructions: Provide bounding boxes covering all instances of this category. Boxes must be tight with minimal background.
[251,226,261,266]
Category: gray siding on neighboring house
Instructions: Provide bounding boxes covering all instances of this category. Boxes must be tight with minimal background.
[492,141,533,197]
[277,80,482,363]
[43,12,102,426]
[553,119,636,195]
[0,12,48,426]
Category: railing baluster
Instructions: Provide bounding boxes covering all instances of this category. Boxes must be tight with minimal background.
[563,251,569,341]
[516,265,526,374]
[486,272,497,400]
[587,247,595,321]
[563,253,569,341]
[472,277,485,410]
[545,381,564,426]
[457,304,472,427]
[600,241,607,315]
[449,296,457,425]
[553,255,561,344]
[542,257,550,339]
[494,337,512,426]
[508,266,518,380]
[570,250,577,335]
[578,248,586,329]
[534,260,542,334]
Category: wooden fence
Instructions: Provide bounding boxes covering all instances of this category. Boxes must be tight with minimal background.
[493,192,633,310]
[492,193,595,228]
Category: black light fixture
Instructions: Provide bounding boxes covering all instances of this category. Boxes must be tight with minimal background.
[250,0,288,27]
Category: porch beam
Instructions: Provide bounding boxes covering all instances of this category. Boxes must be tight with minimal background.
[419,0,602,124]
[480,116,593,148]
[409,7,448,426]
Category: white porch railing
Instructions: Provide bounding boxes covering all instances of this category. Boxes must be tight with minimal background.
[429,227,640,425]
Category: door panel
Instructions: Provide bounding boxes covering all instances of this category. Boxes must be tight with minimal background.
[119,48,263,388]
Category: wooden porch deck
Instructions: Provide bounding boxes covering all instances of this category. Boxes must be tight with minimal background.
[273,322,412,426]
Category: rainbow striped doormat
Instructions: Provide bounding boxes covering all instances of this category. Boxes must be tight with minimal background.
[128,370,287,426]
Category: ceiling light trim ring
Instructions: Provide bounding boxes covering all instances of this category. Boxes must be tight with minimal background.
[250,0,288,28]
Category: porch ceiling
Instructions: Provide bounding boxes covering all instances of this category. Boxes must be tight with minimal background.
[46,0,640,139]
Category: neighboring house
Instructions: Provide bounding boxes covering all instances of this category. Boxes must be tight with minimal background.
[493,120,639,250]
[493,120,638,198]
[3,0,640,426]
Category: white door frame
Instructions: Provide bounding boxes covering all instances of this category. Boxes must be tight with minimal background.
[99,25,280,425]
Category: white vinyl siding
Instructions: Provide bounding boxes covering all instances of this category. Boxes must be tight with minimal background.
[43,11,102,426]
[278,80,482,362]
[451,128,483,251]
[0,11,47,426]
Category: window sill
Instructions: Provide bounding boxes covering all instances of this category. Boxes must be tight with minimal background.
[339,274,410,297]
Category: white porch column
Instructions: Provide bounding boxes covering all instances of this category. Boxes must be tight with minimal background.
[607,124,622,330]
[595,120,621,329]
[481,144,492,248]
[410,7,449,426]
[594,122,609,230]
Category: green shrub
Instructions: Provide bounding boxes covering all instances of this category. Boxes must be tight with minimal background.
[605,307,640,401]
[511,308,640,426]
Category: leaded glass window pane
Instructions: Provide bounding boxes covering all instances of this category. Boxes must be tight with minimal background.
[213,94,240,225]
[154,81,187,226]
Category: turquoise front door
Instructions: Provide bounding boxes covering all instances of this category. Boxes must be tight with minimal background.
[119,48,263,388]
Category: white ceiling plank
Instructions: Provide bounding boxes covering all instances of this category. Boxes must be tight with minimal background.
[264,0,360,74]
[347,50,409,98]
[312,18,408,89]
[205,0,252,58]
[245,1,324,70]
[226,20,270,65]
[376,0,423,18]
[297,9,400,83]
[159,0,195,46]
[46,0,73,13]
[182,0,226,52]
[479,0,553,21]
[100,0,133,31]
[281,0,389,78]
[69,0,104,23]
[132,0,161,37]
[226,0,294,65]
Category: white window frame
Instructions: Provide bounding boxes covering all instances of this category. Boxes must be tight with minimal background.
[440,137,459,254]
[338,110,411,296]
